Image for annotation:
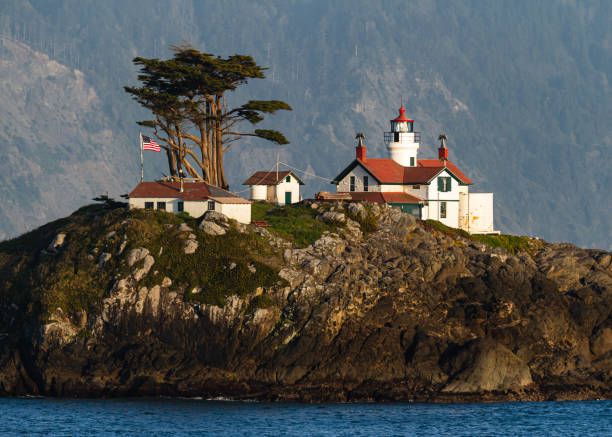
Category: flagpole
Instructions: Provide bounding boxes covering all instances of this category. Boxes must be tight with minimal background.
[139,131,144,183]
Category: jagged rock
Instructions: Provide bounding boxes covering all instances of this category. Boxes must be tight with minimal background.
[311,203,319,209]
[74,310,87,328]
[347,203,366,220]
[97,252,112,267]
[132,255,154,281]
[127,247,149,267]
[117,237,127,255]
[199,220,226,236]
[2,201,612,402]
[177,223,193,232]
[203,211,229,225]
[278,267,305,288]
[105,231,117,240]
[47,233,66,251]
[317,211,346,224]
[184,239,198,254]
[442,339,533,393]
[248,264,256,273]
[591,327,612,356]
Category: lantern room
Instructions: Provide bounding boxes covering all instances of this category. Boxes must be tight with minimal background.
[390,106,414,133]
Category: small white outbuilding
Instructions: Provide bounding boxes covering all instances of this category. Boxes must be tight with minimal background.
[242,170,304,205]
[128,181,251,224]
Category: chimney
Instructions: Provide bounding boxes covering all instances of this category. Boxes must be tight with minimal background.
[355,133,367,162]
[438,133,449,163]
[438,146,448,161]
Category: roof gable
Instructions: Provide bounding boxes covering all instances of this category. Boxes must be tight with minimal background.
[242,170,305,185]
[331,159,382,184]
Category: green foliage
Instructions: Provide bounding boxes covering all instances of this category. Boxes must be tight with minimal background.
[253,129,290,145]
[470,234,539,255]
[423,219,540,255]
[251,202,342,247]
[244,294,276,315]
[0,202,287,326]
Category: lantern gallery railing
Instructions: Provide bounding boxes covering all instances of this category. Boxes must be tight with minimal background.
[384,132,422,143]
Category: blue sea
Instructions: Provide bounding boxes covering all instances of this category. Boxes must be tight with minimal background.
[1,398,610,436]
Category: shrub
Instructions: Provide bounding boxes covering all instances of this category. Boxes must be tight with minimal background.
[245,294,276,315]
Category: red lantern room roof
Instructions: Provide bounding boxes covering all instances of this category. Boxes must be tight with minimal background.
[391,106,414,123]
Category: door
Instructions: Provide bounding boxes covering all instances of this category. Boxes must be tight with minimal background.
[285,191,292,205]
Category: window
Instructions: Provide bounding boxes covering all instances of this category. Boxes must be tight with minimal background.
[410,157,415,167]
[177,201,184,212]
[440,201,447,218]
[363,176,369,192]
[156,202,166,211]
[207,200,215,211]
[413,185,420,189]
[394,132,400,142]
[144,202,154,210]
[350,176,355,192]
[438,176,452,192]
[285,175,291,183]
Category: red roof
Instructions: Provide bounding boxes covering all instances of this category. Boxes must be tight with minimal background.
[418,159,473,184]
[338,191,425,204]
[391,106,414,123]
[242,170,305,185]
[128,181,249,202]
[350,158,472,185]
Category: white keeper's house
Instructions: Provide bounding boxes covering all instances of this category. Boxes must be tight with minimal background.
[327,106,496,234]
[242,170,304,205]
[128,181,251,224]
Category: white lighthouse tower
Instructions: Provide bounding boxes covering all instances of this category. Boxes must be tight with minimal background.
[383,106,421,167]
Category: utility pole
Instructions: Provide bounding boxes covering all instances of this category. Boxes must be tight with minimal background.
[276,151,279,182]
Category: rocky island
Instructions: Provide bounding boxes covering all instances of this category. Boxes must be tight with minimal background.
[0,199,610,402]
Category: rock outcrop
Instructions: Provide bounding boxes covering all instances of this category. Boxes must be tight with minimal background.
[0,202,610,402]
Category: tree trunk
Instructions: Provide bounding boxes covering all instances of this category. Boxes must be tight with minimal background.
[166,149,178,178]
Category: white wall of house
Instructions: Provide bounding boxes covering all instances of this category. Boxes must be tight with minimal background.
[217,203,251,224]
[129,197,180,212]
[275,175,301,204]
[129,197,251,224]
[336,165,380,192]
[250,185,267,201]
[459,193,495,234]
[403,184,429,199]
[423,170,461,227]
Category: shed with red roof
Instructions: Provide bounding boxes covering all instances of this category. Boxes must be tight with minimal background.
[128,181,251,224]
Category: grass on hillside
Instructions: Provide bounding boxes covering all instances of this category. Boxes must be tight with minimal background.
[423,219,541,255]
[251,202,342,247]
[0,200,288,324]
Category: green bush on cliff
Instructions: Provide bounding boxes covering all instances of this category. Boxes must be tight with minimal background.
[0,201,288,321]
[423,219,539,255]
[245,294,276,315]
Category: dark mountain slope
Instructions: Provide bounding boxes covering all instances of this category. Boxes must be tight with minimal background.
[0,1,610,248]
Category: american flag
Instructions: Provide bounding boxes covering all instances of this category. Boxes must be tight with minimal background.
[142,135,161,152]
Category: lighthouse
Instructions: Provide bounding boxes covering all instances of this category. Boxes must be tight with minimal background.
[383,106,421,167]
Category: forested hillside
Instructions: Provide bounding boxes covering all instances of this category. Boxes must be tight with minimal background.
[0,0,610,249]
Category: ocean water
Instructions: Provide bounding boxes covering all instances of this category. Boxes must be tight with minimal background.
[1,398,610,436]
